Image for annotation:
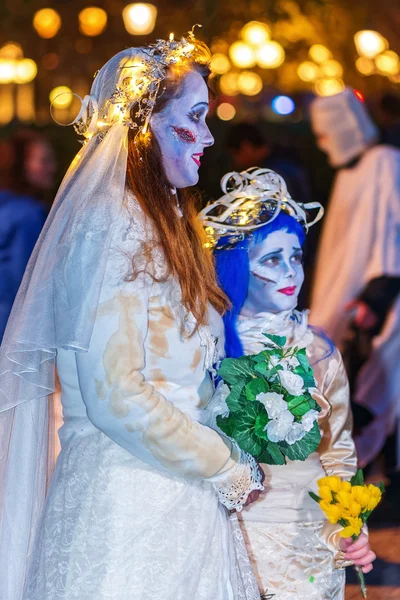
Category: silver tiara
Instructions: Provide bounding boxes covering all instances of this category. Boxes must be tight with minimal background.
[199,167,324,250]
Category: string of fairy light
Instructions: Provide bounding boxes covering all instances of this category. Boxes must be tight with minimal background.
[0,4,398,126]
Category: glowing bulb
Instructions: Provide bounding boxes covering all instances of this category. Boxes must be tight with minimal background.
[314,78,345,97]
[272,95,295,115]
[229,41,256,69]
[217,102,236,121]
[256,41,285,69]
[49,86,73,109]
[122,3,157,35]
[309,44,332,64]
[240,21,270,47]
[353,90,365,102]
[14,59,37,84]
[219,72,240,96]
[210,53,230,75]
[354,30,388,59]
[33,8,62,39]
[375,50,399,75]
[0,59,16,83]
[169,33,174,42]
[237,71,263,96]
[356,56,375,76]
[79,7,108,37]
[297,61,320,82]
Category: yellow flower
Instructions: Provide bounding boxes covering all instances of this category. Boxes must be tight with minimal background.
[319,486,333,502]
[319,500,342,524]
[340,480,352,493]
[340,516,363,538]
[348,500,362,517]
[318,475,341,493]
[366,484,382,511]
[335,490,352,509]
[351,485,370,510]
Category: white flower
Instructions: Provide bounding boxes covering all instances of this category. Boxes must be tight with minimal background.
[285,422,306,445]
[278,370,305,396]
[208,383,230,418]
[269,355,299,370]
[256,391,287,419]
[265,410,294,442]
[301,409,319,432]
[286,355,300,368]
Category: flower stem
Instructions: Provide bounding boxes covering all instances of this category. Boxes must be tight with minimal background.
[356,566,367,598]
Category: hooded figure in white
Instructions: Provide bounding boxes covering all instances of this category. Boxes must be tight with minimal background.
[310,87,400,468]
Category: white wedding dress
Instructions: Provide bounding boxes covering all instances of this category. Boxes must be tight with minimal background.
[22,195,261,600]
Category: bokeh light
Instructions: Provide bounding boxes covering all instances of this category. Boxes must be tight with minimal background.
[229,41,256,69]
[256,41,285,69]
[309,44,332,64]
[78,7,108,37]
[14,59,37,84]
[0,42,23,60]
[375,50,399,75]
[321,60,343,78]
[237,71,263,96]
[356,56,375,75]
[0,60,15,84]
[33,8,62,39]
[297,61,320,82]
[210,53,230,75]
[217,102,236,121]
[240,21,270,47]
[50,86,73,109]
[315,78,345,97]
[353,90,365,102]
[354,30,388,59]
[219,72,240,96]
[122,3,157,35]
[272,95,295,115]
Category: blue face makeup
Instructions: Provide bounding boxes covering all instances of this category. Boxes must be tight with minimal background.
[150,71,214,189]
[243,230,305,315]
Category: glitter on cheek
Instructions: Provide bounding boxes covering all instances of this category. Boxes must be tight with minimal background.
[171,126,197,143]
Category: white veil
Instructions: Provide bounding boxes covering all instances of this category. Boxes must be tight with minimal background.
[0,46,160,600]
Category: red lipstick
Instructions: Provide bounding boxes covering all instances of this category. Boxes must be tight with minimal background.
[278,286,297,296]
[191,152,203,166]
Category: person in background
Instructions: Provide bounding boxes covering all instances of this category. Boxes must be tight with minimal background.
[0,131,56,341]
[226,122,311,207]
[310,87,400,475]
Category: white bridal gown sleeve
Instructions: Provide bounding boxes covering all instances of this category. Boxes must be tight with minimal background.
[22,198,262,600]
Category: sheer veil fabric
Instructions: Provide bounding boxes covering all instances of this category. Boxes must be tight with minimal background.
[0,49,152,600]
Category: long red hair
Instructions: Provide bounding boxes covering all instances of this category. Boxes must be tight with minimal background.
[126,41,228,326]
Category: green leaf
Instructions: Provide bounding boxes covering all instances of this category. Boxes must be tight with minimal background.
[350,469,365,487]
[254,362,268,376]
[293,366,316,388]
[245,378,269,401]
[297,351,311,372]
[309,491,321,503]
[287,395,311,417]
[216,415,234,438]
[226,382,246,412]
[222,400,267,459]
[218,356,255,385]
[265,443,286,465]
[378,481,386,494]
[262,333,286,348]
[281,421,321,461]
[254,413,270,440]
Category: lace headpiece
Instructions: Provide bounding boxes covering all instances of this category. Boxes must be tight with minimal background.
[199,167,324,250]
[68,25,207,141]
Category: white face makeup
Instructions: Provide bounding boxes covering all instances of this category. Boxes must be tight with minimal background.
[242,230,304,316]
[150,70,214,189]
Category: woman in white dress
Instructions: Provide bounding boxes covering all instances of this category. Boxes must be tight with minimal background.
[200,168,376,600]
[0,34,263,600]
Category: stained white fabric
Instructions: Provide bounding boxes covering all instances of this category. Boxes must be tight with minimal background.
[311,88,378,168]
[310,145,400,465]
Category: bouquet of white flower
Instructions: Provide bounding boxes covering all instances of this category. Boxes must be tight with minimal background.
[215,334,321,465]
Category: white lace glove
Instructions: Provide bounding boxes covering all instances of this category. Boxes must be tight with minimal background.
[210,443,264,511]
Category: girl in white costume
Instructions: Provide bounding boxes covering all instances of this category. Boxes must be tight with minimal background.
[0,34,263,600]
[200,168,376,600]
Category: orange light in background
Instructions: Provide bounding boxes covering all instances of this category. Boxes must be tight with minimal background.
[217,102,236,121]
[33,8,62,39]
[0,59,16,83]
[375,50,399,75]
[297,61,319,82]
[309,44,332,64]
[256,41,285,69]
[210,53,230,75]
[13,59,37,84]
[354,30,388,59]
[229,41,256,69]
[356,56,375,76]
[0,42,23,59]
[237,71,263,96]
[219,72,240,96]
[50,86,73,109]
[240,21,270,47]
[321,60,343,78]
[122,3,157,35]
[315,78,345,97]
[78,7,108,37]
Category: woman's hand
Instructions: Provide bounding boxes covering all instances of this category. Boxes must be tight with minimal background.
[243,462,265,508]
[339,533,376,573]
